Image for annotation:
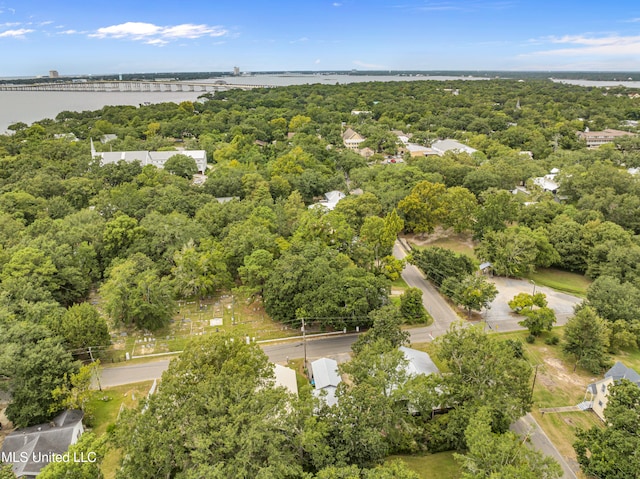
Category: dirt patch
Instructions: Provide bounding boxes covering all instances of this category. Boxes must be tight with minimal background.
[402,227,476,249]
[544,357,587,387]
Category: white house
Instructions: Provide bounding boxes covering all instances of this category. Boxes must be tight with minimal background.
[91,139,207,175]
[309,190,346,211]
[583,361,640,421]
[431,139,477,156]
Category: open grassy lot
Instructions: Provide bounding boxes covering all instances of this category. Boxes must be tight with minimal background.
[102,293,303,359]
[87,381,153,436]
[413,327,634,476]
[524,268,592,297]
[404,230,477,261]
[87,381,153,479]
[388,451,461,479]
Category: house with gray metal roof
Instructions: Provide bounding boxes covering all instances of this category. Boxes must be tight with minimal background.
[310,358,342,407]
[90,139,207,174]
[583,361,640,421]
[0,410,84,478]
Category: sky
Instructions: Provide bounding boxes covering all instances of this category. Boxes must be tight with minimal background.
[1,0,640,76]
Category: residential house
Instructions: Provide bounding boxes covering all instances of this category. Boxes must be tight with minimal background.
[399,347,440,377]
[273,364,299,397]
[308,190,346,211]
[310,358,342,407]
[532,169,560,194]
[0,410,84,478]
[342,128,366,151]
[91,139,208,174]
[430,139,477,156]
[577,128,636,149]
[583,361,640,421]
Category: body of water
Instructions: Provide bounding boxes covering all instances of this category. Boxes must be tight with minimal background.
[10,73,630,134]
[551,78,640,88]
[0,91,202,134]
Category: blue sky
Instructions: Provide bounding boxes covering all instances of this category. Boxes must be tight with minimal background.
[2,0,640,76]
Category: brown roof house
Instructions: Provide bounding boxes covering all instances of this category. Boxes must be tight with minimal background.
[0,410,84,478]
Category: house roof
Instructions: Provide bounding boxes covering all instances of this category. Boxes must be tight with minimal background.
[274,364,298,396]
[431,139,477,155]
[342,128,364,141]
[1,410,84,477]
[533,174,559,192]
[311,358,341,389]
[309,190,346,211]
[605,361,640,386]
[399,347,440,377]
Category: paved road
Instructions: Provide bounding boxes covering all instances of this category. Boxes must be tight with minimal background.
[99,334,359,388]
[511,413,578,479]
[393,240,460,336]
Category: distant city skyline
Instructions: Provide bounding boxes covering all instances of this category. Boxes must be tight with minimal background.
[2,0,640,77]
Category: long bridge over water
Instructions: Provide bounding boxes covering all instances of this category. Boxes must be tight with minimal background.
[0,80,271,93]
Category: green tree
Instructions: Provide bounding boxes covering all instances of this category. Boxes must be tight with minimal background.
[116,334,303,479]
[399,287,428,323]
[574,379,640,479]
[352,304,410,355]
[508,292,548,312]
[586,275,640,322]
[563,306,611,373]
[0,464,16,479]
[442,275,498,318]
[0,322,78,427]
[171,239,231,301]
[475,226,546,277]
[409,246,475,288]
[442,186,478,233]
[100,253,175,330]
[398,181,447,235]
[455,407,561,479]
[54,303,111,353]
[472,188,519,239]
[238,249,274,298]
[519,307,556,337]
[435,324,532,446]
[38,433,107,479]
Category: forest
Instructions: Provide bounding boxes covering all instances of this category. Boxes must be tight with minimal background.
[1,78,640,478]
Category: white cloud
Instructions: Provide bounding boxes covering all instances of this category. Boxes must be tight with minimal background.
[0,28,33,38]
[530,34,640,57]
[315,58,321,64]
[58,29,79,35]
[290,36,309,44]
[332,2,342,6]
[353,60,386,69]
[90,21,228,44]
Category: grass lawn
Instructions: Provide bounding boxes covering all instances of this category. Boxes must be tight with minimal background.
[388,451,461,479]
[87,382,152,479]
[87,381,153,436]
[416,326,618,473]
[407,236,477,261]
[524,268,592,297]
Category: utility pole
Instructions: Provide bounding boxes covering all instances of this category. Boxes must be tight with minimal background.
[529,364,539,404]
[302,317,307,370]
[89,347,102,391]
